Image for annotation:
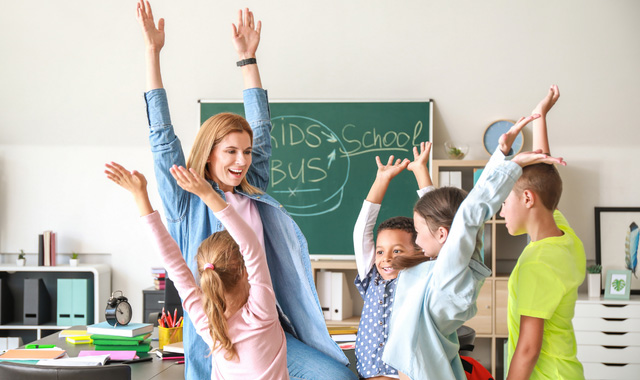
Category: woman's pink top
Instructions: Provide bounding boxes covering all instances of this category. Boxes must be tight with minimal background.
[141,206,288,380]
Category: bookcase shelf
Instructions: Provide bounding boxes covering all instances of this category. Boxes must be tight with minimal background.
[0,264,111,342]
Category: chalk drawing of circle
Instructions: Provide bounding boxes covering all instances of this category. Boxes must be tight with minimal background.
[268,115,350,217]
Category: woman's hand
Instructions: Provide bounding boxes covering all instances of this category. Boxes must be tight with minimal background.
[137,0,165,53]
[232,8,261,59]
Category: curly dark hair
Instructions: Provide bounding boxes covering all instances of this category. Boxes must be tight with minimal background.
[377,216,419,250]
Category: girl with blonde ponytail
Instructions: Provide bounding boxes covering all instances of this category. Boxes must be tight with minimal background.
[105,162,288,379]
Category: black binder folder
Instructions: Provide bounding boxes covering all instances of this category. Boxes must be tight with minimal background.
[23,278,50,325]
[0,278,12,324]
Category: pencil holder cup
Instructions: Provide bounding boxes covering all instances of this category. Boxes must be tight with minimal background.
[158,325,182,349]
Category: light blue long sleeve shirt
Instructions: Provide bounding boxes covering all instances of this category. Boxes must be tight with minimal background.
[382,149,522,380]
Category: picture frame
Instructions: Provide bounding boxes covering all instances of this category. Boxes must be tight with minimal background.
[604,269,632,300]
[595,207,640,293]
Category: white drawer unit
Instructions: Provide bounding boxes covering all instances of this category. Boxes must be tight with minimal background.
[575,295,640,380]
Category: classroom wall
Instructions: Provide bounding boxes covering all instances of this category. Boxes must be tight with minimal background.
[1,0,639,322]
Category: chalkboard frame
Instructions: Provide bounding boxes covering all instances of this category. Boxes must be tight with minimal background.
[199,99,433,258]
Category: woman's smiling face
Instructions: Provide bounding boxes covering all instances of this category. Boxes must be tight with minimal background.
[207,131,253,193]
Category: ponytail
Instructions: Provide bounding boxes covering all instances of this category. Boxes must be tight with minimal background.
[392,186,467,271]
[196,230,246,361]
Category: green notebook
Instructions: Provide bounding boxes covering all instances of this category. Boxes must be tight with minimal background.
[89,333,150,341]
[95,343,151,353]
[92,338,151,346]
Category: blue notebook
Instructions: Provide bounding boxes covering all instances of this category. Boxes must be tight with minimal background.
[86,322,153,338]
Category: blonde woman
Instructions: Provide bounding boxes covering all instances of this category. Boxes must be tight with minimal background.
[137,1,354,379]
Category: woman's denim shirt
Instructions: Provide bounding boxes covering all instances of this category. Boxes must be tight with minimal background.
[382,149,522,380]
[145,88,348,379]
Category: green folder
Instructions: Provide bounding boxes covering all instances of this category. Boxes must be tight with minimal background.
[89,333,149,341]
[95,343,151,353]
[92,339,148,346]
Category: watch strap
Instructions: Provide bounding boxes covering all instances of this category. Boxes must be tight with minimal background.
[236,58,257,67]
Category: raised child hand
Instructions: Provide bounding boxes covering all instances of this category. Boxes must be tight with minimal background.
[532,84,560,116]
[105,162,148,196]
[498,114,540,155]
[136,0,165,52]
[375,155,410,183]
[232,8,261,59]
[407,141,431,173]
[512,149,566,168]
[170,165,214,198]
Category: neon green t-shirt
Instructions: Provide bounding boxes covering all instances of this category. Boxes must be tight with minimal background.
[507,210,586,379]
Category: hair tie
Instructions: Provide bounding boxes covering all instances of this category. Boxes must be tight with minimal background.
[204,263,215,271]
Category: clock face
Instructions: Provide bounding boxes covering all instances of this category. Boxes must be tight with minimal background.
[116,301,132,325]
[483,119,524,156]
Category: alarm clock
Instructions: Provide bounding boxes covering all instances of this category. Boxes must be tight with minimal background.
[105,290,132,326]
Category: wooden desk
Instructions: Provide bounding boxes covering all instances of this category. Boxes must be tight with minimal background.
[24,327,184,380]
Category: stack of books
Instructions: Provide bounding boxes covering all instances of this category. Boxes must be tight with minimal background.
[87,322,154,353]
[328,326,357,350]
[154,341,184,360]
[38,230,57,266]
[151,267,166,290]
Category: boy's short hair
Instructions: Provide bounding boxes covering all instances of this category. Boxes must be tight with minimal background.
[514,163,562,211]
[377,216,419,250]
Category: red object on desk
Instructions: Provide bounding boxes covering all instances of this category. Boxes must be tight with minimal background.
[161,356,184,360]
[176,360,185,364]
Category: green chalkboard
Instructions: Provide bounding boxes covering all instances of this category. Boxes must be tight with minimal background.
[200,100,432,256]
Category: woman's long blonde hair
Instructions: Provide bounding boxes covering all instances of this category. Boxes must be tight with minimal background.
[197,230,247,360]
[187,113,262,195]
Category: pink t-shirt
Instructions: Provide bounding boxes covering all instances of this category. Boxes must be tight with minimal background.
[141,207,288,380]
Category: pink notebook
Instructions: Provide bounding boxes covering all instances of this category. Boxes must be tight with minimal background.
[78,350,138,361]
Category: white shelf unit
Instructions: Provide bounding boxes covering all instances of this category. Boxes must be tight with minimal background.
[310,259,362,328]
[575,295,640,380]
[0,264,111,340]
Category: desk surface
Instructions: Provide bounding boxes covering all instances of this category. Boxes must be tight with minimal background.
[25,327,185,380]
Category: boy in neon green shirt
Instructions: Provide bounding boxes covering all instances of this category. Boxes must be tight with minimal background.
[501,85,586,379]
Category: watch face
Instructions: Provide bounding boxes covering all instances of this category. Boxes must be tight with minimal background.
[116,301,132,325]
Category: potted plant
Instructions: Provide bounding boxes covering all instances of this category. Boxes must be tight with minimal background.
[587,264,602,298]
[17,249,26,266]
[70,252,79,267]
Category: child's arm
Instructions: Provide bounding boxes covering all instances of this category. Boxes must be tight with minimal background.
[106,162,213,344]
[170,166,277,319]
[506,316,544,380]
[407,141,433,191]
[137,0,164,91]
[353,156,409,279]
[531,85,560,155]
[104,162,154,216]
